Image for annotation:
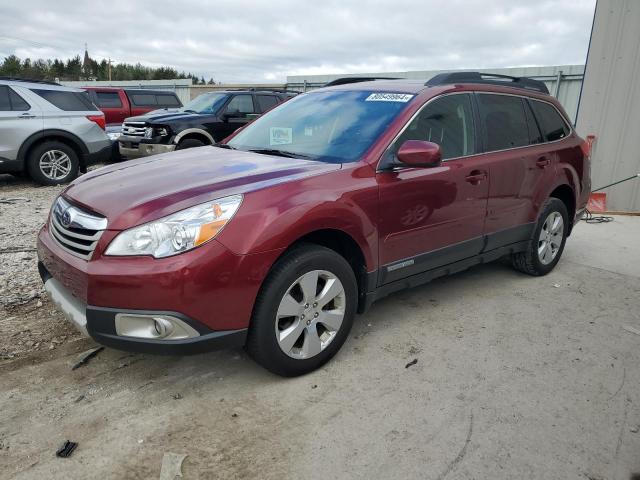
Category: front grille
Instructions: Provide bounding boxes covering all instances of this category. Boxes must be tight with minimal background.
[121,121,146,137]
[50,197,107,260]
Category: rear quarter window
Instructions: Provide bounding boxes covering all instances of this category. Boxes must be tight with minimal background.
[529,99,570,142]
[32,89,97,111]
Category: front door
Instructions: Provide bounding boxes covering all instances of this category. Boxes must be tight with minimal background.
[0,86,42,164]
[217,94,257,139]
[377,93,490,284]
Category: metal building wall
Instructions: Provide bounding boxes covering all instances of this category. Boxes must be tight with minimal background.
[61,79,193,105]
[576,0,640,212]
[287,65,584,122]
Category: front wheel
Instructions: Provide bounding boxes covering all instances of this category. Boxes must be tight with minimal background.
[246,244,357,376]
[512,198,569,276]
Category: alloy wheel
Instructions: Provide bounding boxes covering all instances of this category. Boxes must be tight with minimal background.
[538,211,564,265]
[275,270,346,359]
[39,150,72,180]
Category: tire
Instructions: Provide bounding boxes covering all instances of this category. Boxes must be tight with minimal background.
[512,198,569,276]
[27,141,79,186]
[176,138,206,150]
[246,244,358,377]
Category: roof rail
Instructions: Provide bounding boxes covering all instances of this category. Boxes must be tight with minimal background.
[324,76,401,87]
[425,71,549,94]
[224,88,299,95]
[0,76,60,86]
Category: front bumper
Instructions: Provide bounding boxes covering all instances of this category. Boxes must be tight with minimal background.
[119,137,176,159]
[38,261,247,354]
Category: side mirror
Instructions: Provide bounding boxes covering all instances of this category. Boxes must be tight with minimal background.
[223,111,243,121]
[397,140,442,168]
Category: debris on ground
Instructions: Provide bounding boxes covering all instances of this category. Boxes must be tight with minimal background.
[622,325,640,336]
[0,197,29,204]
[552,283,561,288]
[231,413,238,418]
[159,453,188,480]
[55,440,78,458]
[311,384,318,389]
[630,425,639,433]
[74,395,85,403]
[405,358,418,369]
[172,393,183,400]
[71,347,104,370]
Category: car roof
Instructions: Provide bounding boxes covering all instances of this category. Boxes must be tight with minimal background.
[318,79,429,94]
[0,78,84,92]
[83,87,178,95]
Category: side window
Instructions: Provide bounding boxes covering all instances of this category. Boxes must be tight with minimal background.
[256,95,279,113]
[155,94,180,107]
[477,94,529,151]
[0,86,10,111]
[395,93,476,160]
[530,100,570,142]
[225,94,255,114]
[523,100,543,145]
[130,93,157,107]
[96,91,123,108]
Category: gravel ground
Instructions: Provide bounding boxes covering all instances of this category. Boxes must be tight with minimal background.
[0,170,104,361]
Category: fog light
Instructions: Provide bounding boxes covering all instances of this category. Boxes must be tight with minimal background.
[115,313,199,340]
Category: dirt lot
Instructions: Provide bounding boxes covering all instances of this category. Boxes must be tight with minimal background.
[1,173,639,479]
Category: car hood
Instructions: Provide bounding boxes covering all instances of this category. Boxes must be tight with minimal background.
[125,110,205,124]
[63,147,340,230]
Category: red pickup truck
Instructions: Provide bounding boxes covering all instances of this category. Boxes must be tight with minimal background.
[83,87,183,126]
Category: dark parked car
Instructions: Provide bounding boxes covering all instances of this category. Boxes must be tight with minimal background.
[117,89,295,158]
[83,87,182,126]
[38,72,590,376]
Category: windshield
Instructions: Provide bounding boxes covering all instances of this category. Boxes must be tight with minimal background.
[227,90,414,163]
[182,93,228,114]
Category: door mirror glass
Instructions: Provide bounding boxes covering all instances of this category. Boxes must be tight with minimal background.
[397,140,442,167]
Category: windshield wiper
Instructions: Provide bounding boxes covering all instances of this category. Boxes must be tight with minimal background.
[248,148,313,159]
[214,143,235,149]
[183,109,198,114]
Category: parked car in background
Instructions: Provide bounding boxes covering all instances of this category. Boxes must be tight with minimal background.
[0,78,111,185]
[83,87,182,126]
[38,73,590,376]
[118,89,296,158]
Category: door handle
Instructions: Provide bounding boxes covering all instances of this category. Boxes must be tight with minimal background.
[17,113,36,119]
[536,156,550,168]
[465,170,487,184]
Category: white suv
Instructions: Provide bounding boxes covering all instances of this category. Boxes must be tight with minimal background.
[0,78,111,185]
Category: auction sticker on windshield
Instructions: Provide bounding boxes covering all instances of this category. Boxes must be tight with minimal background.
[365,93,414,102]
[270,127,293,145]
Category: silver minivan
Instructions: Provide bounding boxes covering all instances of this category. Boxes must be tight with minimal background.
[0,78,111,185]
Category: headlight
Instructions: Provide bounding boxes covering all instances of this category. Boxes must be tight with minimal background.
[144,127,154,139]
[144,126,169,139]
[107,132,121,141]
[105,195,242,258]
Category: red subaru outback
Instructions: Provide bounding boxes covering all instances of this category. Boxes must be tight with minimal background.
[37,72,590,376]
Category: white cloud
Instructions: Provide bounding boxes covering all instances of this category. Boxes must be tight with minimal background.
[0,0,596,82]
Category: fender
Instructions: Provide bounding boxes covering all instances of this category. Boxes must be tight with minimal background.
[17,129,89,163]
[173,128,215,145]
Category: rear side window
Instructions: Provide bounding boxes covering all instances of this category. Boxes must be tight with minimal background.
[225,94,255,114]
[156,94,180,107]
[395,93,476,160]
[129,93,157,107]
[32,89,97,111]
[256,95,279,112]
[95,91,123,108]
[529,100,570,141]
[477,94,529,151]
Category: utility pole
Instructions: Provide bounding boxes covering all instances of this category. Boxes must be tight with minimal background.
[108,58,112,81]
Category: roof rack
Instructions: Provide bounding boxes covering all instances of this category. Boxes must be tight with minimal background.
[0,76,60,86]
[425,72,549,94]
[224,88,299,95]
[324,76,401,87]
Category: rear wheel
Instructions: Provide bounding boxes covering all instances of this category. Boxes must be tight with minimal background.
[246,244,357,376]
[27,141,79,185]
[176,138,206,150]
[511,198,568,276]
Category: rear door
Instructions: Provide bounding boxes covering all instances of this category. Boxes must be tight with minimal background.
[0,85,42,164]
[377,93,490,284]
[476,93,556,248]
[255,94,280,113]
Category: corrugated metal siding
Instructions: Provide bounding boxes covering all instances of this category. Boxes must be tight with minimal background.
[61,79,193,105]
[576,0,640,212]
[287,65,584,122]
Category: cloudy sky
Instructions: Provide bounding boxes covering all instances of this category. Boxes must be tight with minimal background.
[0,0,596,82]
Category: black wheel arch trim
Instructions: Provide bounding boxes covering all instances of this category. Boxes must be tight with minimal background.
[17,129,89,164]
